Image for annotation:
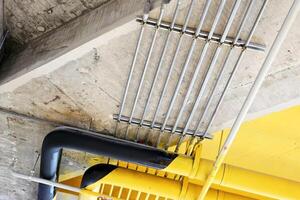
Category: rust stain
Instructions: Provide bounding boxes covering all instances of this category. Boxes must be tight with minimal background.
[43,95,61,105]
[6,116,25,126]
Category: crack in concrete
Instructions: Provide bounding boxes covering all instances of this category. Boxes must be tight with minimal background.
[79,0,111,10]
[43,95,61,105]
[6,117,10,129]
[97,85,120,104]
[47,78,92,117]
[0,106,91,132]
[230,64,300,90]
[0,106,64,127]
[79,0,93,10]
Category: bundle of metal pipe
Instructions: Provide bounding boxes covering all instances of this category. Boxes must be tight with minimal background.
[198,0,300,198]
[114,0,268,152]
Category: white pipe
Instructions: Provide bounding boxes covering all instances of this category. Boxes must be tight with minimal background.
[197,0,300,199]
[11,170,81,193]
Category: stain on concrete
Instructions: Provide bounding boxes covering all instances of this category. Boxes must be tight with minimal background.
[5,0,111,44]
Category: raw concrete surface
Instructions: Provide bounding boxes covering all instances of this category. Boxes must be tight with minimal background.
[0,0,163,84]
[0,110,54,200]
[0,108,107,200]
[0,0,299,136]
[0,0,300,199]
[6,0,110,44]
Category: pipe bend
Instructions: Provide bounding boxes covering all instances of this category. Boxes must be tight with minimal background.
[80,164,117,189]
[38,126,177,200]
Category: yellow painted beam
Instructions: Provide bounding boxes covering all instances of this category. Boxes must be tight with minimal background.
[80,167,256,200]
[59,105,300,199]
[202,105,300,183]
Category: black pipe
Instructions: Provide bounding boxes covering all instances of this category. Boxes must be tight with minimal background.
[38,126,177,200]
[80,164,117,189]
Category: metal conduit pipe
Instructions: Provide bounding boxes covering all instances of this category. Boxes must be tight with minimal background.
[137,17,266,52]
[152,0,196,146]
[194,0,255,140]
[156,0,215,147]
[125,2,167,139]
[162,0,213,134]
[153,0,196,132]
[11,170,121,200]
[201,0,268,138]
[116,0,154,127]
[197,0,300,199]
[38,126,178,200]
[171,0,214,136]
[127,3,166,125]
[181,0,240,138]
[140,0,181,143]
[172,0,240,151]
[171,0,240,152]
[139,0,180,138]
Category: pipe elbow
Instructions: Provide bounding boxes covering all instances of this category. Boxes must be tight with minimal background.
[38,126,177,200]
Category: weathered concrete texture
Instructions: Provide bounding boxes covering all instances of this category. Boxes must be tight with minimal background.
[0,111,54,200]
[0,108,108,199]
[0,76,92,129]
[5,0,110,44]
[0,1,298,198]
[0,0,299,139]
[0,0,162,85]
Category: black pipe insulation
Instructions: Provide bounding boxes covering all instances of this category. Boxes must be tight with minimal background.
[80,164,117,189]
[38,126,177,200]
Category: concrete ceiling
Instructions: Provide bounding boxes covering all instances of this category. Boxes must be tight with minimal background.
[0,0,299,199]
[6,0,109,44]
[1,0,299,136]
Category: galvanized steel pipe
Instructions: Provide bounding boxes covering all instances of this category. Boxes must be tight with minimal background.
[197,0,300,199]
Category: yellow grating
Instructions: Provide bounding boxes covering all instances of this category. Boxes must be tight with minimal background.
[99,183,173,200]
[106,160,182,181]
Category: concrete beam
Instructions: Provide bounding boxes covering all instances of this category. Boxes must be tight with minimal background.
[0,0,299,140]
[0,0,162,90]
[0,0,3,36]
